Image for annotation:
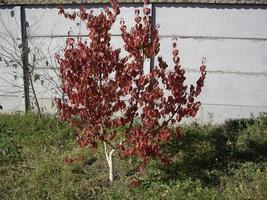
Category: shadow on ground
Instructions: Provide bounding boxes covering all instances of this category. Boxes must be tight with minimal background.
[158,115,267,186]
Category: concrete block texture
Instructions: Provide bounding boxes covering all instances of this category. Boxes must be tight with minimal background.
[0,3,266,123]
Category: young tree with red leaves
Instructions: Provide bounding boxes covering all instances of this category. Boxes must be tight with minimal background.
[56,0,206,182]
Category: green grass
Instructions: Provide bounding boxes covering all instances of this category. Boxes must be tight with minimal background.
[0,113,266,199]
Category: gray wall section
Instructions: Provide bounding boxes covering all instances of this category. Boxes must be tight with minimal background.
[155,4,267,123]
[0,3,267,123]
[0,6,25,112]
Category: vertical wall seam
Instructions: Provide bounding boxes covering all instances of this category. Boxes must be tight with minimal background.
[20,5,30,112]
[150,2,156,72]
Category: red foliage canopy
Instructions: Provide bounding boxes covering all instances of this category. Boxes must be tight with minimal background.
[56,0,206,168]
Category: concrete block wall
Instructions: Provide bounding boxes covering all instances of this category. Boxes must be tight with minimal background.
[0,3,266,123]
[155,4,267,123]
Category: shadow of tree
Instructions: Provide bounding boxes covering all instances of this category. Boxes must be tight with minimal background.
[157,116,267,187]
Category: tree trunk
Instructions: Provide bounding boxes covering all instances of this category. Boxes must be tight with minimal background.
[29,74,42,118]
[104,141,116,182]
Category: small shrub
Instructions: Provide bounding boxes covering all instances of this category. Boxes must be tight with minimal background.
[220,162,267,200]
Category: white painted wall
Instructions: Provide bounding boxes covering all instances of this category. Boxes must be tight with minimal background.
[156,4,267,123]
[0,6,25,112]
[0,3,266,123]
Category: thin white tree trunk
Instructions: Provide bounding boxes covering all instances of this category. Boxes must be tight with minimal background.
[104,141,116,182]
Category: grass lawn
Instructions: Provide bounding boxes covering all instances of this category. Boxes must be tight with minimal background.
[0,113,266,199]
